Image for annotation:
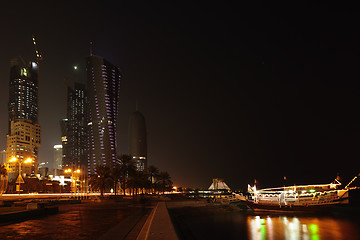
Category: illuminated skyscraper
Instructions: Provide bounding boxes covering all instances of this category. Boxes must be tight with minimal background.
[8,59,39,128]
[53,145,63,169]
[6,59,41,180]
[128,109,147,171]
[60,118,69,167]
[6,119,41,180]
[62,83,88,170]
[0,150,6,165]
[86,55,121,174]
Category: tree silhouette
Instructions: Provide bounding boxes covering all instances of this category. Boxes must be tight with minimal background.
[89,165,112,197]
[157,171,173,194]
[0,164,8,195]
[116,154,136,195]
[128,170,150,195]
[111,164,122,195]
[147,165,159,194]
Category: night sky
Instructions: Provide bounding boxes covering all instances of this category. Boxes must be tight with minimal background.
[1,2,359,190]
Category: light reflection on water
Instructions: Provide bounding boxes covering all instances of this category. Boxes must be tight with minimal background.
[247,215,360,240]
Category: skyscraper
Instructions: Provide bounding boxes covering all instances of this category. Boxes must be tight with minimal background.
[128,109,147,171]
[86,55,121,174]
[62,83,88,170]
[0,150,6,165]
[60,118,69,167]
[53,145,63,169]
[8,59,39,128]
[6,59,41,180]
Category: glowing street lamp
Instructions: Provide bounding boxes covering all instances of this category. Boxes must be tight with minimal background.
[65,168,81,194]
[73,169,81,194]
[10,157,33,194]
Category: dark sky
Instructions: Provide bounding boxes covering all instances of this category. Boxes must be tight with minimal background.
[1,2,359,190]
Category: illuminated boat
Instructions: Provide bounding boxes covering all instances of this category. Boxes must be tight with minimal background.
[243,176,359,212]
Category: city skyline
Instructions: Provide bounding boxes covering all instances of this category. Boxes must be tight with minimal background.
[0,3,359,189]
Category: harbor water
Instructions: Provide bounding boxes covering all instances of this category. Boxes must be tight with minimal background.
[168,202,360,240]
[247,214,359,240]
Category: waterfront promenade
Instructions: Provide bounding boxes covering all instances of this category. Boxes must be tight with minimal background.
[0,195,179,240]
[1,195,360,239]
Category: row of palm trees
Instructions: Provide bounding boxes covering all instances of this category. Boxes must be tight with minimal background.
[0,154,173,196]
[89,154,173,196]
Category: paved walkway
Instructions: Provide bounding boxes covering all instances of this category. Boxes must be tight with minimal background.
[137,201,178,240]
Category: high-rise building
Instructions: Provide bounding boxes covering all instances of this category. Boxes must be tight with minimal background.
[62,83,88,170]
[8,59,39,129]
[86,55,121,174]
[6,119,41,179]
[6,59,41,180]
[60,118,69,167]
[128,109,147,171]
[53,145,63,169]
[0,150,6,165]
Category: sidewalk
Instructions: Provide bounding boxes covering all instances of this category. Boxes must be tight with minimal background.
[136,201,178,240]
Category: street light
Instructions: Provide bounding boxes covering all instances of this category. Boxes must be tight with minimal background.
[64,168,81,194]
[9,157,33,194]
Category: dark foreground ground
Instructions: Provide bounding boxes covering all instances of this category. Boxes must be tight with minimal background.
[0,198,153,240]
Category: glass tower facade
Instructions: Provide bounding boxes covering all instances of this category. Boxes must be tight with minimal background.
[63,83,88,170]
[8,59,39,128]
[86,55,121,174]
[128,110,147,171]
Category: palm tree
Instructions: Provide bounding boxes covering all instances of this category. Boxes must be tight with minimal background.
[157,171,172,194]
[0,164,8,195]
[0,164,7,177]
[147,165,159,194]
[116,154,136,195]
[129,170,150,195]
[89,165,112,197]
[111,164,122,195]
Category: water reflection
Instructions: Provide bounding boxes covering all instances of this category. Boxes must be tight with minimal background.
[247,215,359,240]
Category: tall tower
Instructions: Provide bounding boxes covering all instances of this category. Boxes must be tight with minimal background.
[8,59,39,128]
[0,150,7,165]
[60,118,69,167]
[63,83,88,170]
[6,58,41,180]
[86,55,121,174]
[128,109,147,171]
[53,145,63,169]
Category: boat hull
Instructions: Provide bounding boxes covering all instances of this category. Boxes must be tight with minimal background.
[241,199,348,212]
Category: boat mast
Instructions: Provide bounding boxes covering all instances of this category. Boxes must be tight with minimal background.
[345,173,360,189]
